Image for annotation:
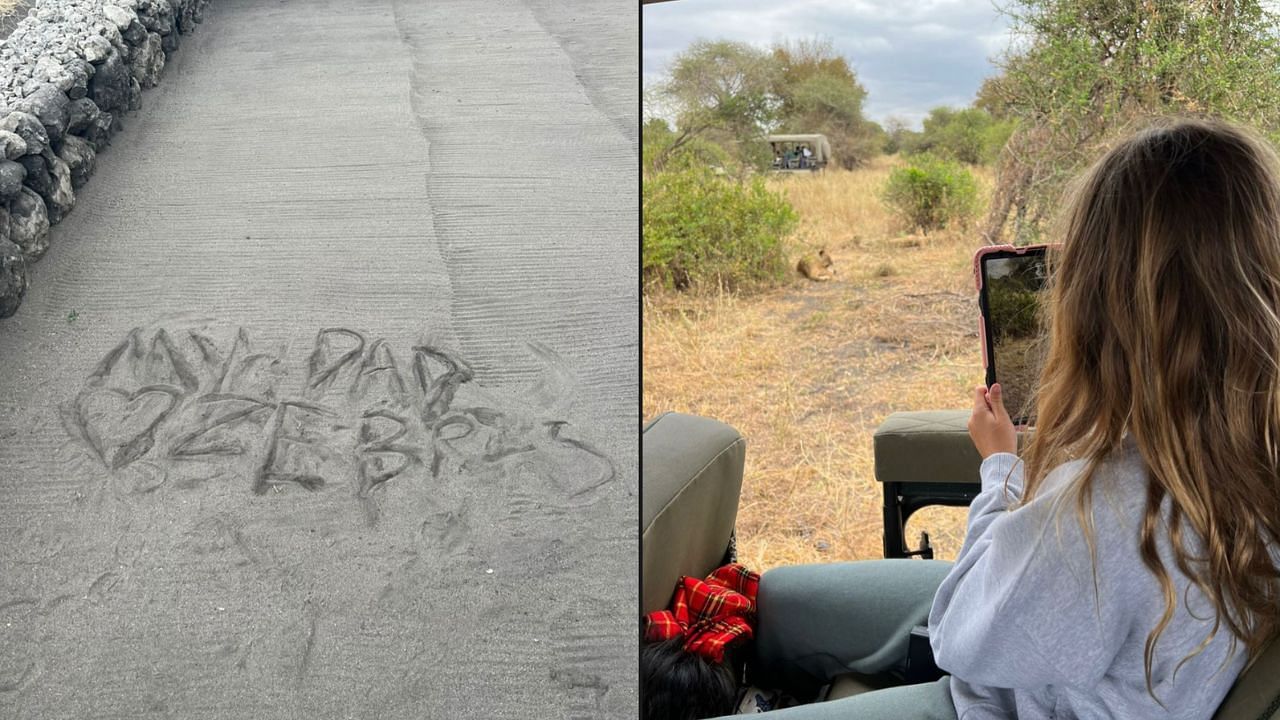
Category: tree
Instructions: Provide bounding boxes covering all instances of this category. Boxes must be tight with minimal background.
[642,116,731,175]
[772,38,881,168]
[883,116,922,155]
[983,0,1280,243]
[657,40,780,169]
[916,106,1015,164]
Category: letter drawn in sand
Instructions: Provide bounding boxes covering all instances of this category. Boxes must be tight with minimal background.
[413,346,473,422]
[169,394,277,458]
[356,410,417,496]
[544,420,616,499]
[351,338,409,407]
[86,327,144,388]
[145,329,201,393]
[429,412,476,479]
[305,328,365,400]
[256,400,339,494]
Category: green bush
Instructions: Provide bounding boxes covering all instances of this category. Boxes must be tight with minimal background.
[881,155,979,232]
[987,283,1040,340]
[643,162,798,292]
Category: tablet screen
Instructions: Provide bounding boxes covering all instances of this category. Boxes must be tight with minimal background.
[981,250,1049,425]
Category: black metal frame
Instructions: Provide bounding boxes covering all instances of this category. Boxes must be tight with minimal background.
[882,480,981,559]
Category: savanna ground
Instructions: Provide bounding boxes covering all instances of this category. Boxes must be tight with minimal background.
[643,157,997,570]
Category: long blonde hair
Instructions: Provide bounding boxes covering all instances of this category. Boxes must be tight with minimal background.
[1023,116,1280,694]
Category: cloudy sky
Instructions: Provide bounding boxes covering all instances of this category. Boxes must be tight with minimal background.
[642,0,1015,129]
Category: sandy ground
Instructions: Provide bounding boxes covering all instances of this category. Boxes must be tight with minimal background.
[0,1,638,718]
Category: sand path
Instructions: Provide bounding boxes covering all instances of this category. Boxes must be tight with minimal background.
[0,0,637,717]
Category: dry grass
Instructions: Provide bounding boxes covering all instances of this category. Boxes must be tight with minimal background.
[0,1,21,19]
[643,157,996,571]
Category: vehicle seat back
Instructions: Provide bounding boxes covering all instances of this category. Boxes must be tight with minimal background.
[641,412,746,614]
[1214,637,1280,719]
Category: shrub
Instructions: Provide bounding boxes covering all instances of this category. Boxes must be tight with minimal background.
[987,283,1040,340]
[881,155,979,232]
[643,162,798,292]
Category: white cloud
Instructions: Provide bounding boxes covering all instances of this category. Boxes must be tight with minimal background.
[643,0,1012,129]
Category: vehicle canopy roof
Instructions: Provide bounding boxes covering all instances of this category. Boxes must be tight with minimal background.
[767,134,832,163]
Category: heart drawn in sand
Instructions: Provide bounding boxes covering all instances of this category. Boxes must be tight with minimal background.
[70,385,182,470]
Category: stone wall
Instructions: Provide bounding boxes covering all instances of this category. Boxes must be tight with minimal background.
[0,0,210,317]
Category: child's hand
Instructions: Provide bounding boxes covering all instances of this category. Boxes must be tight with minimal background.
[968,383,1017,459]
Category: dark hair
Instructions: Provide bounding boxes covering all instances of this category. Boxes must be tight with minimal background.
[640,638,738,720]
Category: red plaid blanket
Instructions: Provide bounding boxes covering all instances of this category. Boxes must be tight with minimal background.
[644,563,761,663]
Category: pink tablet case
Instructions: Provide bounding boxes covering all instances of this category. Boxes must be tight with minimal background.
[973,244,1056,427]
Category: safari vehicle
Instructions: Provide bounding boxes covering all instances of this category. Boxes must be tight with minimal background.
[641,410,1280,718]
[768,134,831,172]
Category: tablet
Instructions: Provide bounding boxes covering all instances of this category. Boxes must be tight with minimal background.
[974,244,1055,426]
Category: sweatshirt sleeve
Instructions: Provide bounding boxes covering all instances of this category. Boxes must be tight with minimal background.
[928,453,1119,689]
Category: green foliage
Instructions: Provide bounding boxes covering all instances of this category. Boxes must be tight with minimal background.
[642,118,676,172]
[658,40,781,168]
[882,155,979,232]
[984,0,1280,241]
[651,36,881,171]
[914,107,1014,164]
[882,117,922,155]
[643,117,732,175]
[643,161,798,292]
[772,38,882,168]
[987,282,1040,340]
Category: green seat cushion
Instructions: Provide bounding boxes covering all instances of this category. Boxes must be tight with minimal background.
[874,411,984,486]
[642,412,746,614]
[874,411,1034,486]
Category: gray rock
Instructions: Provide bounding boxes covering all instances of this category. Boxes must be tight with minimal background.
[87,51,128,113]
[81,35,113,64]
[33,56,64,83]
[102,5,135,31]
[57,135,94,189]
[17,86,70,144]
[127,75,141,111]
[0,111,48,155]
[128,32,164,89]
[10,187,49,262]
[41,155,74,225]
[0,238,28,319]
[19,153,50,195]
[66,97,99,135]
[0,131,26,160]
[0,160,26,201]
[161,26,179,54]
[122,19,146,47]
[65,61,92,100]
[99,23,126,54]
[176,3,201,33]
[83,110,113,148]
[140,4,172,34]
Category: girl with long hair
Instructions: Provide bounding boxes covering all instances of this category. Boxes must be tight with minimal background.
[706,117,1280,719]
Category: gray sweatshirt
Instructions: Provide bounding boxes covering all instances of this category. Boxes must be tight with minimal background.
[928,440,1248,719]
